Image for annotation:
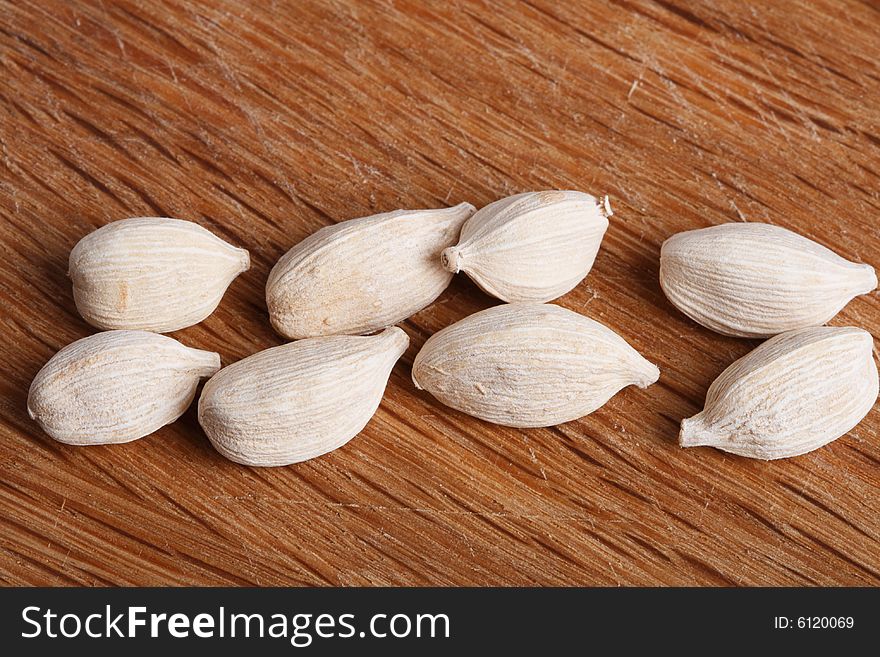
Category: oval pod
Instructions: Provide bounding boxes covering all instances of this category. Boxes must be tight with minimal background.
[660,222,877,338]
[70,217,250,332]
[198,327,409,466]
[440,191,611,303]
[680,326,878,460]
[28,331,220,445]
[412,303,659,427]
[266,203,474,339]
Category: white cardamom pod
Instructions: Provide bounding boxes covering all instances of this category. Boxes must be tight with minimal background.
[660,222,877,338]
[681,326,879,460]
[266,203,475,339]
[198,327,409,466]
[28,331,220,445]
[440,191,611,303]
[70,217,250,332]
[412,303,659,427]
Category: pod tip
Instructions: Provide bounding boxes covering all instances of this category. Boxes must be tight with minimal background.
[860,263,877,293]
[238,248,251,273]
[192,350,222,377]
[379,326,410,353]
[441,247,463,274]
[637,361,661,388]
[679,415,710,448]
[452,201,477,215]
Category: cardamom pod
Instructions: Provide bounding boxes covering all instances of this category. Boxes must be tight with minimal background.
[412,303,659,427]
[680,326,879,459]
[70,217,250,332]
[198,327,408,466]
[266,203,475,339]
[440,191,611,303]
[660,222,877,338]
[28,331,220,445]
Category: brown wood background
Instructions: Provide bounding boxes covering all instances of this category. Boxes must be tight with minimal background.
[1,0,878,586]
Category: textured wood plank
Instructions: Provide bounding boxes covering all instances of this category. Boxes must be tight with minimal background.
[0,0,878,586]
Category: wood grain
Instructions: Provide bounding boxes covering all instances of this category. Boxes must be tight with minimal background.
[1,0,878,586]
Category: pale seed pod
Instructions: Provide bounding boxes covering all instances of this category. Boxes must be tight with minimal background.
[198,327,408,466]
[660,222,877,338]
[681,326,879,460]
[412,303,659,428]
[440,191,611,303]
[70,217,250,333]
[28,331,220,445]
[266,203,475,339]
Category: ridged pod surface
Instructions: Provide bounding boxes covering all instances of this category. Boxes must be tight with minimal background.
[440,191,611,303]
[412,303,659,428]
[660,222,877,338]
[198,327,408,466]
[680,326,879,459]
[70,217,250,332]
[28,331,220,445]
[266,203,474,339]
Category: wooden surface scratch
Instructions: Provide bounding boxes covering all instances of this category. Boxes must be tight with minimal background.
[0,0,878,586]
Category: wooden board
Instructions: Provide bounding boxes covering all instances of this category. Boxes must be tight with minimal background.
[1,0,878,586]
